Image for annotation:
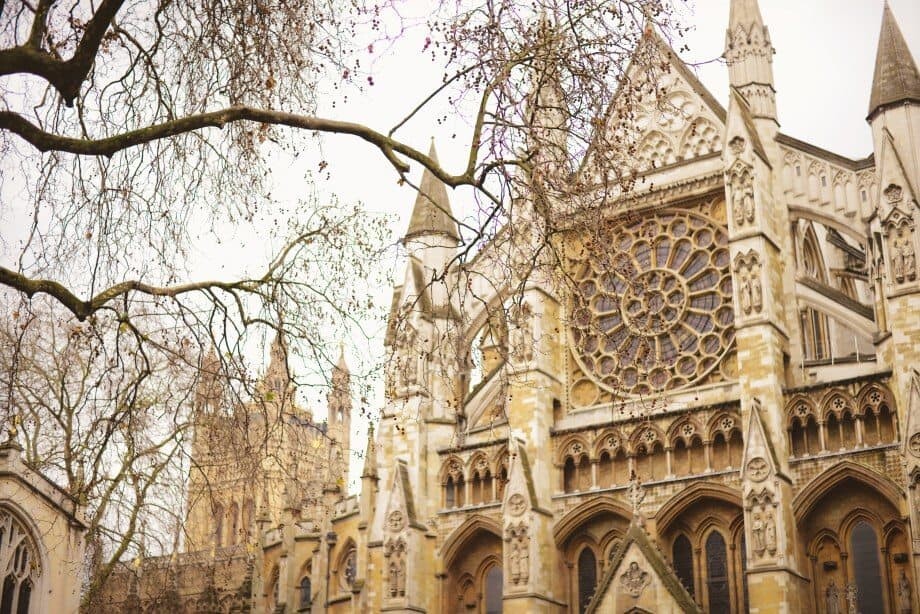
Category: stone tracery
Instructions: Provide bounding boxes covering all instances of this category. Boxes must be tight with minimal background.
[569,207,734,396]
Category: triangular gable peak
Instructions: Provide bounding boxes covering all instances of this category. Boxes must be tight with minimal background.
[580,29,726,185]
[502,437,539,512]
[586,521,702,614]
[877,129,920,219]
[383,460,423,532]
[740,397,782,486]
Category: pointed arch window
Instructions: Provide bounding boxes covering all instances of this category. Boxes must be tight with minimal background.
[850,522,884,614]
[299,577,311,608]
[484,566,503,614]
[705,531,731,612]
[0,511,40,614]
[672,535,694,598]
[445,476,456,508]
[563,457,577,493]
[577,548,597,613]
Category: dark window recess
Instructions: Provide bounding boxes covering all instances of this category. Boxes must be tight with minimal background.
[577,548,598,613]
[706,531,731,612]
[672,534,695,597]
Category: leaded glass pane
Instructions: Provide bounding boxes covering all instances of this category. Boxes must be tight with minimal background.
[706,531,730,612]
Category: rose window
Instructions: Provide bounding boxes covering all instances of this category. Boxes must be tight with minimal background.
[569,209,734,395]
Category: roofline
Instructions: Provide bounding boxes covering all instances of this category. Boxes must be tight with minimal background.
[775,133,874,171]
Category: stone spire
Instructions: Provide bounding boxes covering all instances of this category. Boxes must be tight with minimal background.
[724,0,776,122]
[868,1,920,119]
[404,141,460,242]
[360,424,377,480]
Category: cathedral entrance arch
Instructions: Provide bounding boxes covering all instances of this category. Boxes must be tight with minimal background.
[655,484,747,612]
[553,497,631,613]
[795,463,913,614]
[442,516,504,614]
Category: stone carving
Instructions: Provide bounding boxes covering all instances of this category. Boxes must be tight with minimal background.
[746,457,769,482]
[626,475,645,517]
[891,225,917,283]
[387,510,405,533]
[510,302,535,364]
[619,562,651,598]
[728,136,745,156]
[898,570,912,613]
[507,493,527,516]
[885,183,904,204]
[505,522,530,586]
[764,511,777,555]
[909,433,920,458]
[747,490,778,560]
[752,513,765,555]
[825,580,841,614]
[383,538,407,598]
[734,250,763,315]
[845,583,858,614]
[729,164,755,227]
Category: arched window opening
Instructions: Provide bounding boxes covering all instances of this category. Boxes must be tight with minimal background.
[228,502,239,545]
[673,439,689,476]
[577,548,597,614]
[612,449,628,485]
[0,511,39,614]
[805,417,821,455]
[563,457,577,493]
[299,577,311,608]
[688,436,705,474]
[711,432,728,470]
[878,404,895,443]
[728,429,743,468]
[826,413,841,450]
[705,532,731,612]
[445,477,456,508]
[650,442,666,481]
[841,412,857,448]
[801,227,827,282]
[790,419,806,457]
[672,535,694,598]
[578,455,591,491]
[801,307,829,361]
[482,471,493,503]
[862,407,879,446]
[455,476,466,507]
[471,472,483,505]
[213,503,224,548]
[497,466,508,500]
[484,566,503,614]
[598,451,613,487]
[850,522,884,614]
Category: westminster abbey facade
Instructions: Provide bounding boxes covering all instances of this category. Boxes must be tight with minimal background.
[82,0,920,613]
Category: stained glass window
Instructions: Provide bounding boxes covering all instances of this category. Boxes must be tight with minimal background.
[850,522,884,614]
[299,577,311,608]
[577,548,597,613]
[672,535,694,597]
[706,531,730,612]
[484,566,503,614]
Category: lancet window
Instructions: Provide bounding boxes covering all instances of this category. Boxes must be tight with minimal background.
[0,511,40,614]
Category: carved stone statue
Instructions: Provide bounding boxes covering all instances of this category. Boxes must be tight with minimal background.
[730,169,755,227]
[764,511,777,555]
[510,302,535,364]
[898,569,912,613]
[741,277,753,314]
[846,583,858,614]
[825,580,841,614]
[505,523,529,585]
[751,513,765,555]
[751,269,763,312]
[892,226,917,283]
